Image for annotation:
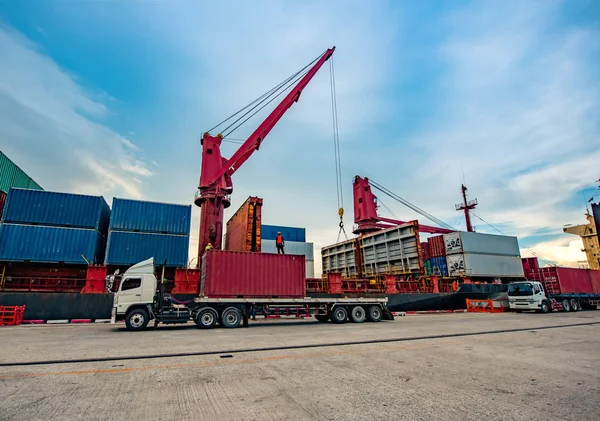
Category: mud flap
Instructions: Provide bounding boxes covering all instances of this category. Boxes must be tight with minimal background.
[383,308,395,321]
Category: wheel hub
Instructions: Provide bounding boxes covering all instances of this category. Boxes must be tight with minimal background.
[130,314,144,328]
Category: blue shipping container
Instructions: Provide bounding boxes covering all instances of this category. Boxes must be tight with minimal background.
[2,189,110,233]
[110,198,191,235]
[261,224,306,242]
[431,256,449,277]
[0,223,105,264]
[105,231,189,267]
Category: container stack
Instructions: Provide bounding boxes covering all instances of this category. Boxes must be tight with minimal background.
[261,224,315,277]
[224,197,263,252]
[0,152,43,194]
[444,231,523,278]
[105,198,191,268]
[0,189,110,264]
[424,235,448,276]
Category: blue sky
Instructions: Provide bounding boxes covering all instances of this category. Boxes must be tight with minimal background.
[1,0,599,271]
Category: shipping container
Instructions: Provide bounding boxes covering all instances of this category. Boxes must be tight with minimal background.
[105,231,189,267]
[589,270,600,295]
[109,198,191,235]
[260,239,314,260]
[447,253,524,278]
[423,259,432,276]
[0,223,105,264]
[0,191,6,219]
[261,224,306,242]
[444,231,520,256]
[360,223,420,276]
[321,238,361,278]
[2,189,110,233]
[521,257,539,272]
[428,235,445,257]
[525,267,594,295]
[431,256,449,277]
[201,250,305,298]
[420,241,430,260]
[0,151,43,193]
[224,197,262,252]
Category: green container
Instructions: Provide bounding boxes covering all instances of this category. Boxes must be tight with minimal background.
[0,151,42,193]
[424,259,433,276]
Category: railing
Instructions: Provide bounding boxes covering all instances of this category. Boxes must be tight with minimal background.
[0,306,26,326]
[0,276,86,293]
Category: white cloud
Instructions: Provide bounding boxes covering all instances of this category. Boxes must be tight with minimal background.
[522,237,586,268]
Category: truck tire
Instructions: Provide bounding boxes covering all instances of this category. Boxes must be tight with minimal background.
[350,306,366,323]
[367,305,383,322]
[330,306,348,324]
[125,308,149,331]
[562,299,571,312]
[540,301,550,314]
[570,299,579,311]
[195,307,218,329]
[221,307,242,328]
[315,314,329,323]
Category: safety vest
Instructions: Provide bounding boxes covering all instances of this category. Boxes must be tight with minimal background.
[276,234,284,245]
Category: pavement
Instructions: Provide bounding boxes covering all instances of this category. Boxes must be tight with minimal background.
[0,311,599,420]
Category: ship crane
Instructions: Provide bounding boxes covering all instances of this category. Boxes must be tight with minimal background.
[194,47,335,263]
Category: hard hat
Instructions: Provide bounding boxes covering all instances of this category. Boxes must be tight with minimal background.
[278,231,281,234]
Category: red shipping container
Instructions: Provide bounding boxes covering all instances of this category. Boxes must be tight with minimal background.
[589,269,600,295]
[525,267,594,295]
[224,197,263,252]
[0,190,6,219]
[521,257,539,272]
[172,267,201,295]
[428,235,446,257]
[83,266,108,294]
[201,250,305,298]
[420,242,430,260]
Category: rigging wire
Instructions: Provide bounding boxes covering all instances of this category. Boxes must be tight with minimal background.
[377,197,401,221]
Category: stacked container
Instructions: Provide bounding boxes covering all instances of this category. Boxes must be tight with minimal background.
[0,189,110,264]
[0,152,43,194]
[105,198,191,267]
[444,231,523,278]
[224,197,263,252]
[261,224,314,277]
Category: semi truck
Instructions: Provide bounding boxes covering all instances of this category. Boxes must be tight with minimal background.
[508,266,600,313]
[111,253,392,331]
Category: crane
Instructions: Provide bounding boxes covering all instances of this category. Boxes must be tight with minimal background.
[352,176,454,235]
[194,47,336,262]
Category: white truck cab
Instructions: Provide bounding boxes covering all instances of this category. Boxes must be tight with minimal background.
[112,258,158,321]
[508,281,550,313]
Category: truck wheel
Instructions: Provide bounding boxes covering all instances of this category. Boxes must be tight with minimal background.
[330,306,348,324]
[540,301,550,314]
[125,309,149,331]
[350,306,366,323]
[315,314,329,323]
[221,307,242,328]
[195,307,218,329]
[366,305,383,322]
[570,299,579,311]
[562,299,571,312]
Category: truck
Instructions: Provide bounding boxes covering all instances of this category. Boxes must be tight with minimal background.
[508,266,600,313]
[110,255,393,331]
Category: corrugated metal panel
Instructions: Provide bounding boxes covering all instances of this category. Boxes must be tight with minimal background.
[225,197,262,252]
[11,167,31,190]
[0,152,16,193]
[423,259,432,276]
[0,223,105,264]
[420,241,430,260]
[306,260,315,278]
[360,224,421,276]
[261,240,314,260]
[447,253,524,278]
[110,198,191,235]
[261,224,306,242]
[321,238,360,278]
[430,256,448,276]
[525,267,594,294]
[104,231,189,267]
[589,270,600,294]
[521,257,539,272]
[0,191,6,219]
[27,178,43,190]
[201,250,305,297]
[428,235,445,257]
[444,231,520,256]
[2,189,110,233]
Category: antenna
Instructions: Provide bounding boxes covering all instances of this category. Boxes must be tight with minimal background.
[455,183,477,232]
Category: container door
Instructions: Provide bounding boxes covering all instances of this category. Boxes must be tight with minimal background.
[115,277,143,313]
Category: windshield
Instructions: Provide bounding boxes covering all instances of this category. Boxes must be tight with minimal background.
[508,283,533,296]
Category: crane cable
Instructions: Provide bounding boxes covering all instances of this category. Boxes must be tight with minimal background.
[329,56,347,242]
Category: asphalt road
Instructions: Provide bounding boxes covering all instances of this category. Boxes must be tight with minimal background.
[1,312,599,420]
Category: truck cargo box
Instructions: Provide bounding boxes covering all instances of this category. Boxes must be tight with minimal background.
[105,231,189,267]
[0,223,105,264]
[525,267,595,295]
[109,198,191,235]
[261,224,306,242]
[447,253,524,278]
[444,231,520,256]
[201,250,305,298]
[262,239,314,278]
[224,196,262,252]
[2,189,110,233]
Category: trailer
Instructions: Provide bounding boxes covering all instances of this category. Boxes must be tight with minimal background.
[111,256,392,331]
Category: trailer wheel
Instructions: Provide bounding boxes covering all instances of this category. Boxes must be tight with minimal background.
[366,305,383,322]
[315,314,329,323]
[125,309,149,331]
[221,307,242,328]
[540,301,550,314]
[350,306,366,323]
[330,306,348,324]
[570,299,579,312]
[562,299,571,312]
[195,307,218,329]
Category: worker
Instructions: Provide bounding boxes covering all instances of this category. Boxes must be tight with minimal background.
[452,280,458,292]
[276,232,285,254]
[205,242,213,253]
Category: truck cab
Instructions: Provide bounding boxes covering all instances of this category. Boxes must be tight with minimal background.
[508,281,550,313]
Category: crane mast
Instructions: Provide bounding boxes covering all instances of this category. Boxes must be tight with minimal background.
[194,47,335,263]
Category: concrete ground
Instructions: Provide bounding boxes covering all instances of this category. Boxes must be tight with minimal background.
[0,312,599,421]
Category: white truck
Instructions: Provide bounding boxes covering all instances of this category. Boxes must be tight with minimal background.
[508,280,600,313]
[110,258,392,331]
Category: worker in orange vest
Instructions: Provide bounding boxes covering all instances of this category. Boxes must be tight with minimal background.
[276,232,285,254]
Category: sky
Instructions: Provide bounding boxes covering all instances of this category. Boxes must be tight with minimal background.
[1,0,599,273]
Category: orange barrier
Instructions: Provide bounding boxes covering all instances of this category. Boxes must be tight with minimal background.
[0,305,26,326]
[466,299,505,313]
